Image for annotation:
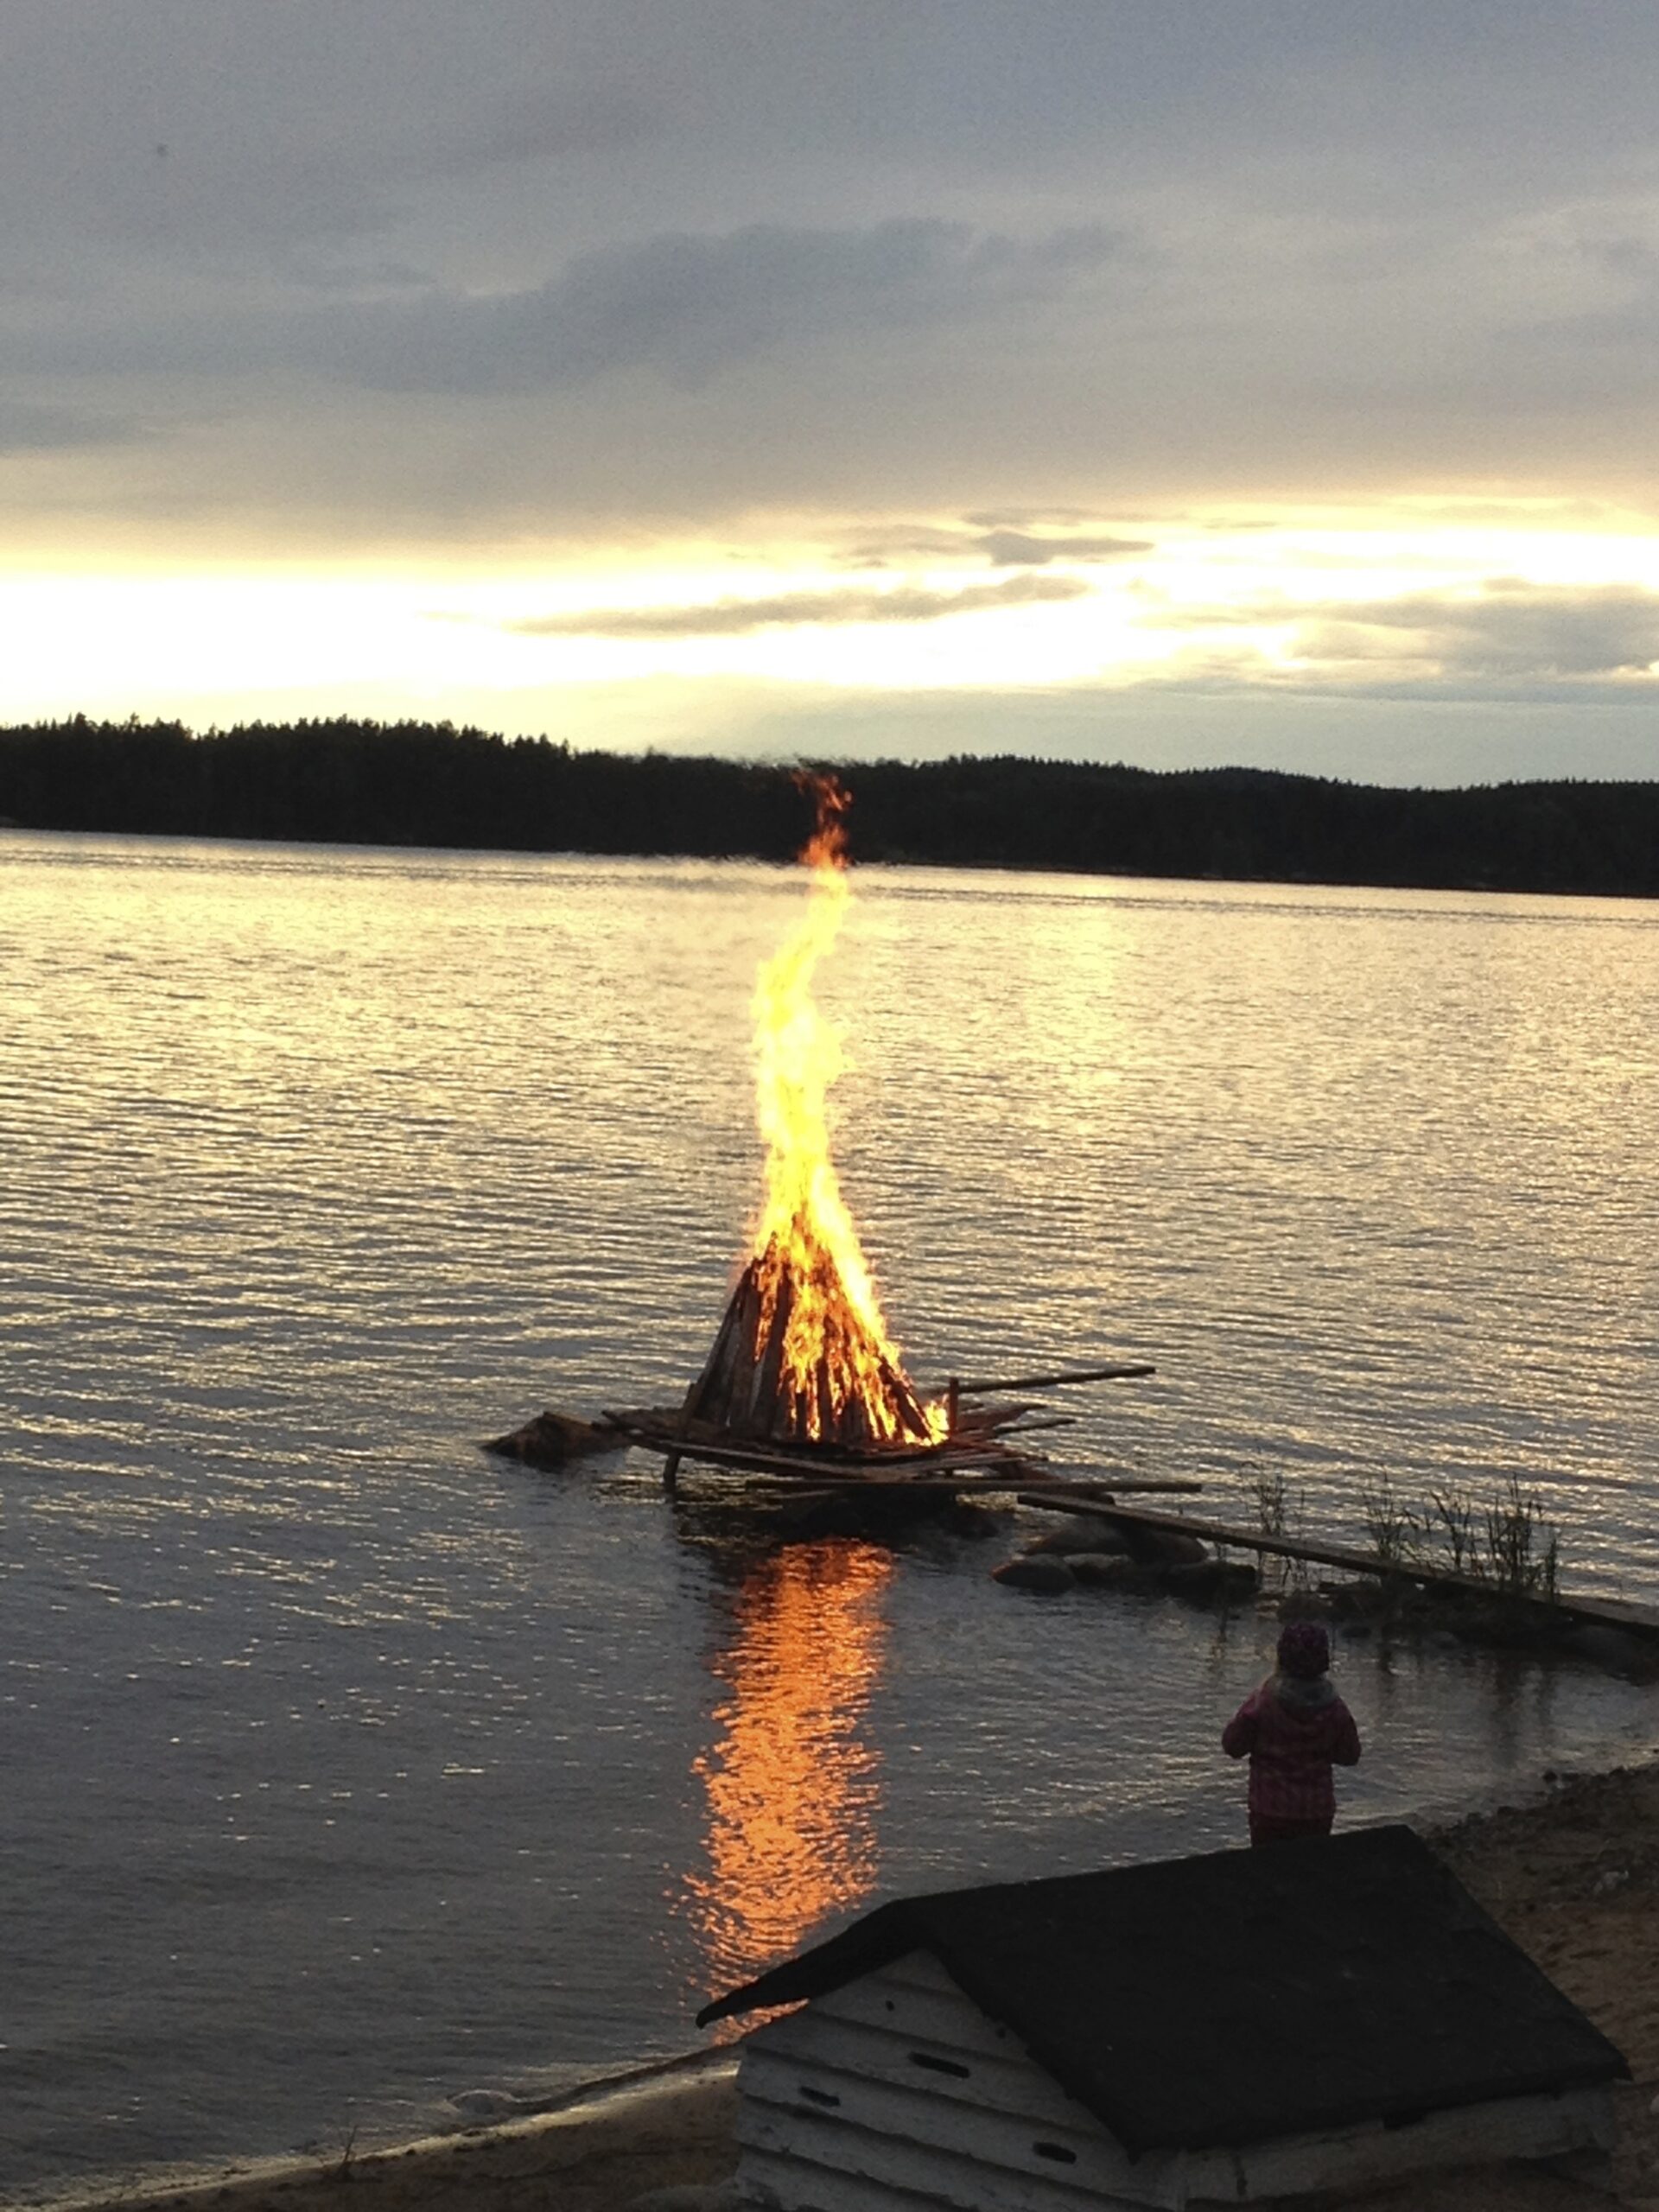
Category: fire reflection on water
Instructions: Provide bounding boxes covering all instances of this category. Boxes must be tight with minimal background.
[684,1539,892,2015]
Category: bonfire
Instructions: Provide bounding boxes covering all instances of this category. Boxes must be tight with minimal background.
[486,773,1153,1493]
[683,773,945,1454]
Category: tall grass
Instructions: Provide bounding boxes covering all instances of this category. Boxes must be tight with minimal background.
[1243,1464,1312,1594]
[1359,1476,1424,1568]
[1249,1464,1292,1539]
[1240,1465,1563,1605]
[1363,1473,1560,1601]
[1482,1474,1560,1603]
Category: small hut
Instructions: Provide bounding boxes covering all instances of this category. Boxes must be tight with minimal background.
[699,1826,1626,2210]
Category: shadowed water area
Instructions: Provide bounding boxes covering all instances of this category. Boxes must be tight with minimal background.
[2,831,1656,2201]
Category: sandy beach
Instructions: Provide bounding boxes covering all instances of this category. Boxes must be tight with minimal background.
[43,1751,1656,2212]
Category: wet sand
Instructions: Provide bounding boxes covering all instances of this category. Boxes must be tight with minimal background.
[46,1755,1659,2212]
[1407,1757,1659,2211]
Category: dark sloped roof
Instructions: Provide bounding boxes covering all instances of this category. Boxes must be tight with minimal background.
[699,1825,1627,2156]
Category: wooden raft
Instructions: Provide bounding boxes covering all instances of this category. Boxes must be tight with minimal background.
[607,1360,1161,1496]
[609,1399,1049,1490]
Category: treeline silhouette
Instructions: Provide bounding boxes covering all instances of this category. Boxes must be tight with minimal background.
[3,715,1656,897]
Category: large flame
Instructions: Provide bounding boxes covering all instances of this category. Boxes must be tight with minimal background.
[742,773,944,1446]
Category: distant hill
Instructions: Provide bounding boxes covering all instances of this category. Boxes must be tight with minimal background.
[3,715,1656,899]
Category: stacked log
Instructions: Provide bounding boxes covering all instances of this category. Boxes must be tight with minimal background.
[684,1240,938,1449]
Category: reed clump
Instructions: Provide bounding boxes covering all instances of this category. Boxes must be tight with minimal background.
[1359,1471,1560,1603]
[1246,1462,1312,1595]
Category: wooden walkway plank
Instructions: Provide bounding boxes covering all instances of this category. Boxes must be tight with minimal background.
[1016,1494,1659,1639]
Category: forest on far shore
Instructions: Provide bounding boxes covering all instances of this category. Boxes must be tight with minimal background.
[3,715,1657,899]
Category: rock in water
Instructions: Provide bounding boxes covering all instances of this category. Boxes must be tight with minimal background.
[1122,1524,1210,1567]
[994,1555,1077,1593]
[1562,1623,1656,1679]
[1024,1517,1130,1557]
[1065,1551,1140,1586]
[482,1408,615,1470]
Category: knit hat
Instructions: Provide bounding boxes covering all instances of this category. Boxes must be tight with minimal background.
[1276,1619,1332,1679]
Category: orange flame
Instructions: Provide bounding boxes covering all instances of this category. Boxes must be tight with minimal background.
[745,773,945,1446]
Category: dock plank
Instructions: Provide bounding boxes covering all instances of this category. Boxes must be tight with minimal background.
[1016,1495,1659,1638]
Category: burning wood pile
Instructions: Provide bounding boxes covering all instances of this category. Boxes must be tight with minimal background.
[613,772,1039,1487]
[683,1237,943,1452]
[489,772,1152,1493]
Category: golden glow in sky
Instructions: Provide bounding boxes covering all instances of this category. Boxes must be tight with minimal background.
[10,500,1659,738]
[7,10,1659,779]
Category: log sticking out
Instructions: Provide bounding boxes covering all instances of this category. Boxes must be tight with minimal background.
[957,1361,1157,1394]
[683,1241,938,1449]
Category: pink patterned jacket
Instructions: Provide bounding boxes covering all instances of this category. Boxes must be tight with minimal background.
[1223,1678,1362,1824]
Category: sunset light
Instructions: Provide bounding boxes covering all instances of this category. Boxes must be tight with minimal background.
[7,11,1659,2206]
[3,0,1657,781]
[10,503,1659,753]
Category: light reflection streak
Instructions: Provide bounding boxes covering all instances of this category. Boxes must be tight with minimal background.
[684,1539,892,2012]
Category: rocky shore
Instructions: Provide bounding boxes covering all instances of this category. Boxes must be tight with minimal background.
[46,1755,1659,2212]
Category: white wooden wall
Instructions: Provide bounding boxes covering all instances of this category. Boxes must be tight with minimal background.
[735,1949,1182,2211]
[1183,2080,1615,2203]
[734,1948,1618,2212]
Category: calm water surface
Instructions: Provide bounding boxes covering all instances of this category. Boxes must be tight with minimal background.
[3,832,1656,2199]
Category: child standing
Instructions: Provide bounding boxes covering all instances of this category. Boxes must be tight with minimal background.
[1223,1620,1361,1845]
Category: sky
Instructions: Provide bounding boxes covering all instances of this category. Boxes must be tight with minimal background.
[5,1,1659,785]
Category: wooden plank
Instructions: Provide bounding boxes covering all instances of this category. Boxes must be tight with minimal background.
[1014,1479,1205,1501]
[754,2015,1103,2135]
[616,1427,1204,1498]
[673,1445,1037,1484]
[726,1472,1203,1498]
[1184,2083,1615,2202]
[956,1363,1156,1394]
[878,1950,994,1998]
[613,1432,1043,1484]
[1052,1499,1659,1637]
[736,2101,1165,2212]
[804,1971,1027,2063]
[606,1424,996,1475]
[743,2050,1126,2178]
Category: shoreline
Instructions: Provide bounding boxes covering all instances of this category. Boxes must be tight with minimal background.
[32,1746,1659,2212]
[8,802,1659,910]
[23,2049,742,2212]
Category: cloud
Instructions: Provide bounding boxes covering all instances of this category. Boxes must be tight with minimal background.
[0,400,141,452]
[836,518,1154,568]
[838,525,977,566]
[1295,580,1659,678]
[310,217,1129,394]
[977,528,1153,566]
[9,214,1134,402]
[502,574,1090,638]
[1145,577,1659,694]
[13,4,1659,569]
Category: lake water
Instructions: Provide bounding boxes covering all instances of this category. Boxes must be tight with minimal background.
[3,830,1656,2202]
